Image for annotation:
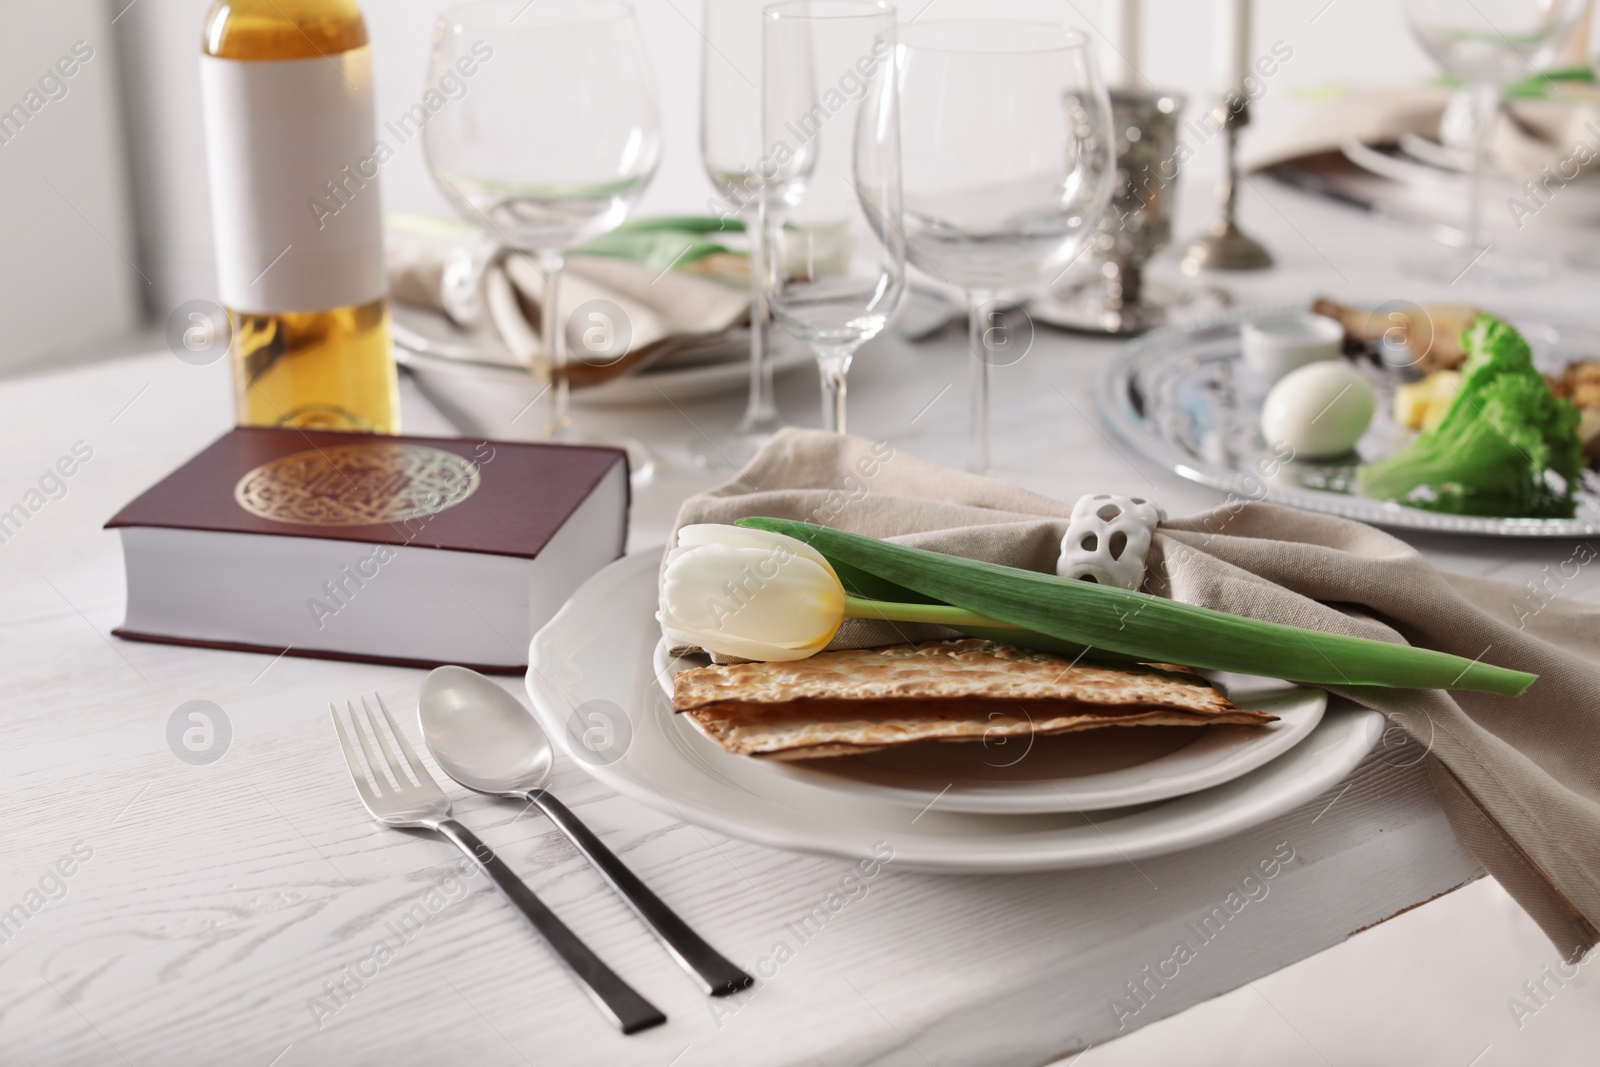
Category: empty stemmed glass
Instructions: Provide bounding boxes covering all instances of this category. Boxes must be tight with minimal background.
[761,0,905,434]
[424,0,662,442]
[1402,0,1587,284]
[896,21,1114,473]
[698,0,782,466]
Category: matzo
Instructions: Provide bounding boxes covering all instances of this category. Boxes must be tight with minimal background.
[672,639,1275,760]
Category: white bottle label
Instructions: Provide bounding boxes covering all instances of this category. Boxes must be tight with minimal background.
[200,48,387,314]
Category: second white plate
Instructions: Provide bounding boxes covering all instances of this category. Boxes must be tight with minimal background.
[654,641,1325,814]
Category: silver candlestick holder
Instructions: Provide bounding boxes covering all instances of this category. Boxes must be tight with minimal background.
[1032,88,1227,337]
[1181,94,1272,273]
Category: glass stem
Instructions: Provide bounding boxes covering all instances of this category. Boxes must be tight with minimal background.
[815,344,853,434]
[737,195,779,436]
[536,247,571,441]
[1466,81,1498,256]
[967,289,996,475]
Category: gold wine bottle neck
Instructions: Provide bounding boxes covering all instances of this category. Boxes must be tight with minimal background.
[203,0,368,60]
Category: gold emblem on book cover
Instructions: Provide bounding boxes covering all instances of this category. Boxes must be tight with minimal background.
[234,444,480,526]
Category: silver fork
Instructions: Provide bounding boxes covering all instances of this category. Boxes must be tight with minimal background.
[330,694,666,1034]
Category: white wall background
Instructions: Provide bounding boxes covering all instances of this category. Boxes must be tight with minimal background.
[0,0,140,374]
[1,0,1593,373]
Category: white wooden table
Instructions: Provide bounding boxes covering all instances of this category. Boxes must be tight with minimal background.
[3,181,1599,1066]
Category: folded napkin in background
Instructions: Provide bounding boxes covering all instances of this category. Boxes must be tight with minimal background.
[1247,83,1600,185]
[387,222,750,388]
[670,429,1600,960]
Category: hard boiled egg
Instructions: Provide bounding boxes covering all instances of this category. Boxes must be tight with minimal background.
[1260,361,1376,459]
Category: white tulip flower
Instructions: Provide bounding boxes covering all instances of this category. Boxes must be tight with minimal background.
[659,525,846,661]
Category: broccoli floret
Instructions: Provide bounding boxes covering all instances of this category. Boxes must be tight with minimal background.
[1358,314,1582,519]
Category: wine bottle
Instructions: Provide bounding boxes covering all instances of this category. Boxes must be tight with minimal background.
[200,0,398,434]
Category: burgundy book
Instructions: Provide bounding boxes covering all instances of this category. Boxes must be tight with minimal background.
[106,427,628,673]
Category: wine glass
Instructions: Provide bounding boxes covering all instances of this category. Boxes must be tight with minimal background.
[1402,0,1587,284]
[424,0,662,442]
[761,0,905,435]
[698,0,782,466]
[895,21,1114,474]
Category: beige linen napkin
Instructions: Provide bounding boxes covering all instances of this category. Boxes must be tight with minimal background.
[669,429,1600,959]
[387,228,750,385]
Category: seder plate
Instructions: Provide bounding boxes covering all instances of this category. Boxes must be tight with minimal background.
[1097,306,1600,538]
[525,552,1382,874]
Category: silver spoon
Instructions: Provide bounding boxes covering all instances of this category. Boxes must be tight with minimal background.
[419,666,753,997]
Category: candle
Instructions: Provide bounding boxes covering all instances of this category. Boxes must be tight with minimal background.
[1214,0,1252,94]
[1102,0,1142,89]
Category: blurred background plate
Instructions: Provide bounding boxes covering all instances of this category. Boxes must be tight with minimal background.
[392,302,813,412]
[1261,146,1600,255]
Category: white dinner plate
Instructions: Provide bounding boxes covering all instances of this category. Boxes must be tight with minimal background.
[652,641,1326,814]
[526,552,1384,873]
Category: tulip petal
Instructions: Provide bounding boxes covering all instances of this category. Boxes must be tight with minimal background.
[676,524,838,580]
[663,626,826,663]
[660,531,846,662]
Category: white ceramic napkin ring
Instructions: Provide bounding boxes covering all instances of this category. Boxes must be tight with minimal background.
[1056,494,1165,591]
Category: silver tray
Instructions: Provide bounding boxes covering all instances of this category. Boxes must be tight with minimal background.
[1097,306,1600,538]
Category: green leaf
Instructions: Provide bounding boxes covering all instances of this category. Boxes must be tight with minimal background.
[572,216,750,274]
[573,231,734,272]
[829,558,939,604]
[841,594,1141,668]
[739,518,1537,697]
[613,216,747,235]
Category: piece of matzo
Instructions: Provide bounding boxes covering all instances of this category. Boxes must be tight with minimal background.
[672,639,1275,760]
